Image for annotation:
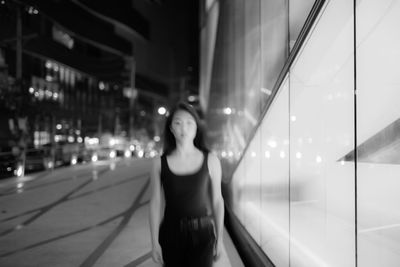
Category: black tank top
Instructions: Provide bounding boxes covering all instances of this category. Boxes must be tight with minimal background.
[161,151,212,220]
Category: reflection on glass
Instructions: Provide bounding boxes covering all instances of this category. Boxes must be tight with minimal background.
[357,0,400,266]
[260,78,290,266]
[205,0,290,177]
[289,1,355,265]
[289,0,316,50]
[203,0,400,266]
[242,131,261,244]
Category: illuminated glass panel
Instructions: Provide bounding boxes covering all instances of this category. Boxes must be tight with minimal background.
[260,77,290,266]
[289,0,355,265]
[356,0,400,266]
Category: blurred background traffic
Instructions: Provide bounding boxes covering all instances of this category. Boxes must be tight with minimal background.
[0,0,198,180]
[0,132,160,179]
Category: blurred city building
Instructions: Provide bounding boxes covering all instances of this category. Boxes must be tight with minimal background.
[0,0,198,166]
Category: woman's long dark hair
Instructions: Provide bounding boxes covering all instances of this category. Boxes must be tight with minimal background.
[162,102,209,156]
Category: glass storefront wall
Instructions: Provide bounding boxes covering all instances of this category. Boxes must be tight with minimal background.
[289,0,355,265]
[203,0,400,266]
[259,78,290,266]
[205,0,290,175]
[356,0,400,266]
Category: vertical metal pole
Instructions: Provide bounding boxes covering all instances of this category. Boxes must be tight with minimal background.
[16,6,25,177]
[353,0,358,265]
[129,57,136,141]
[51,115,56,169]
[98,113,102,137]
[16,5,22,85]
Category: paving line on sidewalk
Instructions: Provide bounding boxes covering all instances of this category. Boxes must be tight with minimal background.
[0,171,91,197]
[0,173,148,224]
[0,168,107,197]
[123,251,152,267]
[0,168,110,237]
[70,173,149,201]
[0,202,149,258]
[0,158,142,196]
[0,171,52,195]
[79,179,150,267]
[0,178,94,237]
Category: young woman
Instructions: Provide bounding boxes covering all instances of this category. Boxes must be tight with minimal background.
[149,102,224,267]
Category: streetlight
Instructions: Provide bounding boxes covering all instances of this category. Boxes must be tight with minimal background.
[223,107,232,115]
[158,106,166,115]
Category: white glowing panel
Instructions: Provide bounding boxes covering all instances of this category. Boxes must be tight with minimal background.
[260,77,290,266]
[289,0,355,266]
[356,0,400,266]
[242,130,261,244]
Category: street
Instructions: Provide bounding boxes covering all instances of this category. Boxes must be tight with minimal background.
[0,158,236,267]
[0,158,156,267]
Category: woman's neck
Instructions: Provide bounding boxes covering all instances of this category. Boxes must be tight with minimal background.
[174,142,197,157]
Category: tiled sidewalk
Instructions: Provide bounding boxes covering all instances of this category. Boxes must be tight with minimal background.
[0,158,244,267]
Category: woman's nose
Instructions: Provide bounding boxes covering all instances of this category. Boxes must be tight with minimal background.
[181,124,188,132]
[181,122,188,131]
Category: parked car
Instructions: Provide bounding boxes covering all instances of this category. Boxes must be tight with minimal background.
[0,153,23,179]
[92,146,117,161]
[23,148,53,173]
[42,142,88,166]
[79,148,96,163]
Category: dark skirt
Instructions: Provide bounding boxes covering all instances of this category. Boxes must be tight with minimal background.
[159,215,216,267]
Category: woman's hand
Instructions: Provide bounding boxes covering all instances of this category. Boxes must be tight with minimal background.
[151,243,164,264]
[214,239,223,261]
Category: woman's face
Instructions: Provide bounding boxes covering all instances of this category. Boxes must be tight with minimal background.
[170,109,197,143]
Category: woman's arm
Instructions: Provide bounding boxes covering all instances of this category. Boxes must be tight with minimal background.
[149,157,164,263]
[208,152,225,258]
